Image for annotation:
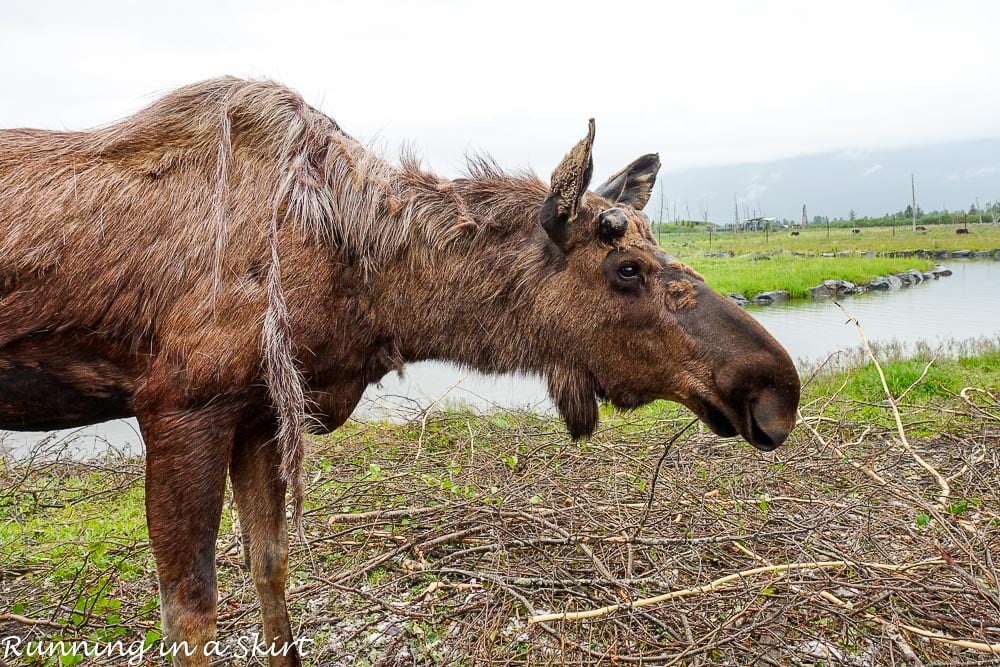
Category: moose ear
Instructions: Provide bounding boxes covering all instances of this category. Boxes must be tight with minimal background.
[540,119,596,248]
[593,153,660,210]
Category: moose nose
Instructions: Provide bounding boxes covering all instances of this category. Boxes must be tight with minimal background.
[746,389,796,451]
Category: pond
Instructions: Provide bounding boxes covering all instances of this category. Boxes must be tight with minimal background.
[3,261,998,457]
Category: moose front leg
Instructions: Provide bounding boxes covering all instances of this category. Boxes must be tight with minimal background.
[139,405,236,667]
[229,429,301,667]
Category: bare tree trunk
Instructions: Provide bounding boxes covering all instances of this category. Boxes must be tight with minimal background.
[911,174,917,232]
[657,181,665,244]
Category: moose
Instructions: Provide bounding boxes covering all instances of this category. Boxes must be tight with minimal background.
[0,78,799,665]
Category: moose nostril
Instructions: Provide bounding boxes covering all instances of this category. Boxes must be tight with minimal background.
[748,392,793,451]
[749,411,779,451]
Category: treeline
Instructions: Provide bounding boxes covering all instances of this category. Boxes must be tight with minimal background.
[825,210,999,229]
[650,205,1000,231]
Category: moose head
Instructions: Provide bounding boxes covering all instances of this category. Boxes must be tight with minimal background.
[530,120,799,450]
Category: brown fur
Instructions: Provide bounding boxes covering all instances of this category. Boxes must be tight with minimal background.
[0,78,799,665]
[665,280,699,312]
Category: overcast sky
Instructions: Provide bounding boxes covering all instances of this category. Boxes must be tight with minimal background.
[3,1,999,185]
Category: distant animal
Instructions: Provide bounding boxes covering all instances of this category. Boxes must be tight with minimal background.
[0,78,799,666]
[852,228,861,234]
[956,228,970,235]
[914,225,927,232]
[790,231,800,236]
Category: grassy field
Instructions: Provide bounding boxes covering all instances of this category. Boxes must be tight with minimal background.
[657,221,1000,256]
[685,253,936,299]
[651,221,1000,299]
[3,343,999,665]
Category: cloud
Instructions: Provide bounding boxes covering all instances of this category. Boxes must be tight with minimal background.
[4,1,1000,173]
[945,165,999,181]
[744,183,770,201]
[862,164,884,177]
[834,150,872,162]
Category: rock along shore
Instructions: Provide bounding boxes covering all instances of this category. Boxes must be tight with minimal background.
[728,265,955,308]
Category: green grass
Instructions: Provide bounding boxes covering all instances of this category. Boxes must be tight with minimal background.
[655,221,1000,256]
[811,353,1000,404]
[684,254,935,299]
[802,338,1000,433]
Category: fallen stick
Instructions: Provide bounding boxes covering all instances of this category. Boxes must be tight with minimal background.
[528,558,944,624]
[819,588,1000,655]
[0,613,63,628]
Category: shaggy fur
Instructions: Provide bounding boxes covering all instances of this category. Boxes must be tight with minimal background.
[1,77,800,666]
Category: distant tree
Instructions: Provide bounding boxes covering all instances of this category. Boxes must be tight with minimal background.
[849,209,857,221]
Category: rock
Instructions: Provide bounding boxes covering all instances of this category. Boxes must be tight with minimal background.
[810,285,831,299]
[752,290,790,305]
[894,272,913,285]
[951,249,973,258]
[973,250,992,259]
[727,293,750,308]
[830,279,857,294]
[932,249,949,258]
[811,279,859,298]
[995,250,1000,261]
[922,272,936,280]
[820,252,835,258]
[868,275,902,290]
[907,269,924,283]
[931,265,953,277]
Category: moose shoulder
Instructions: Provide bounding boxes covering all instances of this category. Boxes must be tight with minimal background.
[0,78,799,666]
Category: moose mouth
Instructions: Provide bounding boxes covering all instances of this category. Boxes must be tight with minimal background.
[690,397,785,452]
[582,374,791,453]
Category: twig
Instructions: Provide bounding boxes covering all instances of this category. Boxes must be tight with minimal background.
[528,558,945,624]
[632,418,697,540]
[833,300,951,509]
[798,408,888,486]
[819,588,1000,655]
[0,613,63,628]
[414,374,468,461]
[897,357,936,402]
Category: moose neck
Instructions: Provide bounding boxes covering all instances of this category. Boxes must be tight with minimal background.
[365,174,558,377]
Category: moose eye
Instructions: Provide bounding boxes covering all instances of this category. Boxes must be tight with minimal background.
[618,262,640,280]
